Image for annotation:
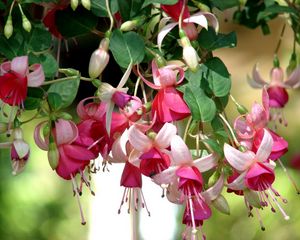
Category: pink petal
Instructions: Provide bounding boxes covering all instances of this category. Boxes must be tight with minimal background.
[55,119,78,145]
[224,143,255,172]
[152,166,177,185]
[128,125,152,152]
[64,144,95,161]
[120,162,142,188]
[262,88,270,119]
[202,174,224,203]
[200,12,219,33]
[270,67,284,86]
[255,129,273,162]
[267,129,288,160]
[27,64,45,87]
[249,102,268,129]
[11,56,28,77]
[128,149,142,167]
[137,65,161,90]
[248,64,267,88]
[176,166,203,190]
[170,135,193,165]
[157,22,178,51]
[0,61,11,75]
[152,60,161,87]
[111,137,127,163]
[166,181,183,204]
[285,66,300,88]
[234,116,255,139]
[155,122,177,149]
[227,171,247,191]
[193,153,218,172]
[34,121,49,150]
[184,13,208,30]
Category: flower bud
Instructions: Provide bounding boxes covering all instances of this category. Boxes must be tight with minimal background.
[4,15,13,39]
[212,195,230,215]
[286,53,297,76]
[71,0,79,11]
[81,0,91,10]
[244,189,261,208]
[56,112,73,120]
[208,171,220,188]
[48,140,59,170]
[237,104,248,115]
[22,14,32,32]
[120,20,138,32]
[88,38,110,79]
[181,34,199,72]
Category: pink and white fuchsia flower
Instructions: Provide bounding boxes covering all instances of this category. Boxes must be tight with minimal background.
[224,129,289,220]
[153,135,220,240]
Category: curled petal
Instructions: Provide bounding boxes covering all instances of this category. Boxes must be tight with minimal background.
[200,12,219,33]
[184,14,208,30]
[157,22,178,51]
[227,171,247,191]
[202,174,224,203]
[128,149,142,167]
[155,122,177,149]
[34,121,49,150]
[170,135,193,165]
[248,64,267,88]
[262,88,270,119]
[193,153,218,172]
[0,61,11,75]
[11,56,28,77]
[76,96,98,120]
[234,116,255,139]
[285,66,300,88]
[152,60,161,87]
[27,64,45,87]
[128,125,152,152]
[111,137,127,163]
[55,119,78,145]
[152,166,177,185]
[137,65,161,90]
[256,129,273,162]
[224,144,255,172]
[13,140,30,159]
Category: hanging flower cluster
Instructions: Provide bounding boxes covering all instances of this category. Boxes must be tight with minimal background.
[1,0,300,239]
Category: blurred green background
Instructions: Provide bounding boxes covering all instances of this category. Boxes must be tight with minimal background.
[1,15,300,240]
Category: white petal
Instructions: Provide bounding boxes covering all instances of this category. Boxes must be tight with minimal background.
[105,101,114,136]
[157,22,178,51]
[155,123,177,149]
[193,153,218,172]
[184,14,208,30]
[201,12,219,33]
[202,174,224,203]
[170,135,193,166]
[284,66,300,88]
[11,56,28,76]
[227,171,247,191]
[128,125,152,152]
[256,129,273,162]
[248,64,267,88]
[27,64,45,87]
[128,149,142,167]
[224,144,255,172]
[13,140,30,159]
[152,166,177,185]
[117,61,133,88]
[111,137,127,163]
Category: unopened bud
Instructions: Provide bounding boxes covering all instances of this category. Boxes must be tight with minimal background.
[147,131,157,140]
[81,0,91,10]
[22,15,31,32]
[88,38,110,79]
[48,136,59,170]
[244,189,261,208]
[237,104,248,115]
[212,195,230,215]
[143,102,152,112]
[71,0,79,11]
[238,145,248,152]
[59,68,79,76]
[120,20,138,32]
[181,35,199,72]
[43,123,50,138]
[208,171,220,188]
[286,53,297,75]
[4,15,13,39]
[56,112,73,120]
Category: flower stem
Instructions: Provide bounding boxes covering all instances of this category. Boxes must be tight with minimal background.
[105,0,114,33]
[178,0,187,30]
[218,113,240,147]
[42,76,93,86]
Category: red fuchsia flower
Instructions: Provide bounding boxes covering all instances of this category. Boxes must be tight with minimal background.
[153,135,219,238]
[224,129,290,220]
[110,131,150,215]
[249,64,300,125]
[234,89,288,161]
[139,60,190,123]
[0,56,45,106]
[127,122,177,177]
[158,0,219,50]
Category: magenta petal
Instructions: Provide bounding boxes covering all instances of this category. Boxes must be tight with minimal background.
[268,129,288,160]
[183,198,211,225]
[176,166,203,193]
[245,162,275,191]
[267,86,289,108]
[120,162,142,188]
[64,144,96,161]
[11,56,28,77]
[249,102,268,129]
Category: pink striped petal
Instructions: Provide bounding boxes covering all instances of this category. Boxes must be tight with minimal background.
[224,144,255,172]
[157,22,178,51]
[111,137,127,163]
[170,135,193,165]
[201,12,219,32]
[234,116,255,139]
[184,13,208,30]
[227,171,246,190]
[11,56,28,77]
[155,122,177,149]
[202,174,224,203]
[34,121,49,150]
[128,149,142,167]
[137,65,161,90]
[152,166,177,185]
[284,66,300,88]
[27,64,45,87]
[248,64,267,88]
[193,153,218,172]
[152,60,161,86]
[55,119,78,145]
[128,125,152,152]
[262,88,270,119]
[0,61,11,75]
[256,129,273,162]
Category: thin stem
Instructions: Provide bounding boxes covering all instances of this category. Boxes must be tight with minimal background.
[42,76,78,85]
[218,113,240,147]
[9,0,16,15]
[274,23,286,55]
[178,0,187,30]
[134,77,141,97]
[183,116,193,142]
[105,0,114,33]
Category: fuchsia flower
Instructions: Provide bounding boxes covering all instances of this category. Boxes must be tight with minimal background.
[158,0,219,50]
[0,56,45,106]
[128,122,177,176]
[234,89,288,160]
[249,64,300,113]
[224,129,289,220]
[139,60,190,123]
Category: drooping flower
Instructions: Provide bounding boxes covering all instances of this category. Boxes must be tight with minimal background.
[224,129,289,220]
[158,0,219,50]
[139,60,190,123]
[0,56,45,106]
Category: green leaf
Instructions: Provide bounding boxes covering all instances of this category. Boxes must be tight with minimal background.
[27,24,52,52]
[24,88,44,110]
[56,8,98,38]
[201,138,223,156]
[117,0,144,21]
[0,31,25,59]
[203,57,231,97]
[29,53,58,78]
[257,5,299,21]
[110,30,145,68]
[0,1,6,10]
[142,0,178,7]
[91,0,119,17]
[183,81,216,122]
[48,92,63,111]
[210,0,239,10]
[47,76,80,109]
[198,27,237,51]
